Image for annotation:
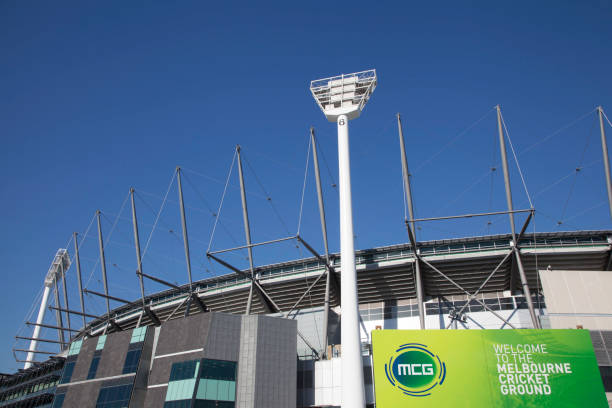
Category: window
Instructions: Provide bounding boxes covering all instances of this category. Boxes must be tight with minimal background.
[169,360,199,382]
[52,393,65,408]
[68,340,83,356]
[122,349,142,374]
[164,400,193,408]
[88,356,101,379]
[130,326,147,343]
[95,384,132,408]
[96,335,107,350]
[60,362,76,384]
[200,360,236,381]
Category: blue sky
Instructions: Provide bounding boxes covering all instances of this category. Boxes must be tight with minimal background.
[1,1,612,371]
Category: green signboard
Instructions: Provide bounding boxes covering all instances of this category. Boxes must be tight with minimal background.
[372,329,607,407]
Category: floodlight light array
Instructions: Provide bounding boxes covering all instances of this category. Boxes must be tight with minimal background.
[310,69,377,121]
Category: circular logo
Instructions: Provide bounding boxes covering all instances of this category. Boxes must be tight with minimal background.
[385,344,446,396]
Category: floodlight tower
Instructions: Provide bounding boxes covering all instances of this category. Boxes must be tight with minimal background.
[24,249,71,369]
[310,69,377,408]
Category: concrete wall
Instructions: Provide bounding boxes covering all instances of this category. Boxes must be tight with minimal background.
[539,269,612,330]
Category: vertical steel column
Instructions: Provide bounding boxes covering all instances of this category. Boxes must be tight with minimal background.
[597,106,612,220]
[496,105,540,328]
[176,168,194,292]
[311,128,332,355]
[236,146,257,315]
[73,232,86,328]
[59,259,71,337]
[130,188,147,307]
[96,210,112,320]
[337,114,366,408]
[52,276,65,346]
[397,113,425,329]
[24,285,52,369]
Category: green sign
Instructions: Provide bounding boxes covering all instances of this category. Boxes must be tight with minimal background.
[372,329,607,407]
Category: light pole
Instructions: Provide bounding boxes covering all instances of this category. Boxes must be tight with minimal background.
[310,69,377,408]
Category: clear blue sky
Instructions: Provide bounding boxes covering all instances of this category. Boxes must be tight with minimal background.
[1,1,611,372]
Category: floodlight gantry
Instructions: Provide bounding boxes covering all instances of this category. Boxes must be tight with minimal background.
[310,69,377,408]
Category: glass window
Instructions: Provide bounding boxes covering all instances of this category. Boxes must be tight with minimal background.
[68,340,83,356]
[95,384,132,408]
[52,393,65,408]
[60,362,75,384]
[164,401,193,408]
[122,349,142,374]
[200,360,236,381]
[96,335,107,350]
[130,326,147,343]
[169,360,199,382]
[87,356,100,380]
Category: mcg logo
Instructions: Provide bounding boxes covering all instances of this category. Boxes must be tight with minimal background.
[384,343,446,397]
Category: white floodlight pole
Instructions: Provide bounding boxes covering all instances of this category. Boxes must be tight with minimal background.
[24,249,70,369]
[310,70,377,408]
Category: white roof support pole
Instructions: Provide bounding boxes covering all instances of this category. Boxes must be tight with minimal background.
[337,114,366,408]
[24,285,52,369]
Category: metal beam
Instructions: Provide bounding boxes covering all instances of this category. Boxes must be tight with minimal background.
[130,188,147,309]
[176,167,195,292]
[412,209,532,223]
[516,210,534,244]
[598,106,612,220]
[236,146,261,314]
[13,349,57,355]
[16,336,65,345]
[59,260,71,337]
[398,117,426,331]
[311,127,333,355]
[48,306,99,320]
[285,268,328,318]
[444,250,513,329]
[513,247,540,328]
[52,277,65,347]
[207,236,296,255]
[83,289,131,305]
[297,330,320,360]
[73,232,87,329]
[26,322,79,333]
[137,271,182,290]
[419,257,516,328]
[206,253,280,313]
[96,210,112,319]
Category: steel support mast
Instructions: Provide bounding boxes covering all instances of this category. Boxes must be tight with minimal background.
[597,106,612,220]
[496,105,540,328]
[397,113,425,329]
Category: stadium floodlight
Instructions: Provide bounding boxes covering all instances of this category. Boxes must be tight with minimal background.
[310,69,377,122]
[310,69,377,408]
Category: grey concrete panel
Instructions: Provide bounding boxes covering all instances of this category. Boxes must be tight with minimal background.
[143,385,166,408]
[204,313,241,362]
[97,329,133,379]
[154,313,212,356]
[254,316,297,408]
[61,380,101,408]
[70,336,97,382]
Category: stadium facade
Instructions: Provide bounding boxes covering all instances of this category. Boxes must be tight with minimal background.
[2,230,612,407]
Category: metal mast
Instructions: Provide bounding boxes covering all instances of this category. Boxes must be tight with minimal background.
[73,232,87,329]
[397,113,425,329]
[96,210,112,323]
[311,128,333,353]
[130,188,147,309]
[310,70,377,408]
[597,106,612,220]
[236,146,257,315]
[496,105,539,329]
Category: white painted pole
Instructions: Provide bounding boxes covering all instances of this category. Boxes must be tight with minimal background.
[24,285,52,369]
[337,114,366,408]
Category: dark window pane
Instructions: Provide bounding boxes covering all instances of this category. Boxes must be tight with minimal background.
[52,394,65,408]
[95,384,132,408]
[200,359,236,381]
[122,349,142,374]
[87,357,100,380]
[60,362,75,384]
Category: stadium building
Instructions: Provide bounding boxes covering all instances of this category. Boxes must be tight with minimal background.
[2,71,612,407]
